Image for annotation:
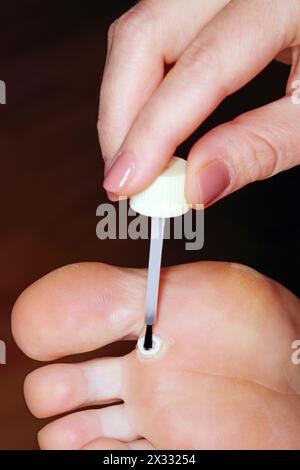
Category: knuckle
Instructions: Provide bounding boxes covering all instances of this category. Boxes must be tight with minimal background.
[179,38,218,74]
[178,37,230,96]
[112,1,155,42]
[107,21,117,45]
[231,118,279,180]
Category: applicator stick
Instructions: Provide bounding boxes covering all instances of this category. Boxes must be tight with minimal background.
[145,217,165,332]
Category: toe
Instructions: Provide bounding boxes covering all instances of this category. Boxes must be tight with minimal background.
[81,438,154,450]
[24,357,125,418]
[12,263,145,360]
[38,404,140,450]
[81,438,129,450]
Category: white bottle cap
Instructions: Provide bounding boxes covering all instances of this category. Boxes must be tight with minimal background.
[129,156,189,218]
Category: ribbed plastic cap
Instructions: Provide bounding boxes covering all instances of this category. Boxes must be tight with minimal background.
[129,156,189,218]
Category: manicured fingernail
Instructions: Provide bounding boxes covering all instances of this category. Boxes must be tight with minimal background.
[197,159,230,205]
[106,191,127,202]
[106,191,120,201]
[103,150,135,193]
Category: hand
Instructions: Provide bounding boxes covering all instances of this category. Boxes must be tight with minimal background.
[99,0,300,206]
[12,261,300,449]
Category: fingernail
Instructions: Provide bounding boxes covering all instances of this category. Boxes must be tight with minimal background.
[197,159,230,205]
[103,150,135,193]
[106,191,120,201]
[106,191,127,202]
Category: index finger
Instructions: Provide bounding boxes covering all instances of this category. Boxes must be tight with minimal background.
[98,0,228,170]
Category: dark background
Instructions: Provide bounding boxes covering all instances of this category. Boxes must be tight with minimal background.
[0,0,299,449]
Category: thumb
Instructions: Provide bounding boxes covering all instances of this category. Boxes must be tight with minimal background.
[186,95,300,206]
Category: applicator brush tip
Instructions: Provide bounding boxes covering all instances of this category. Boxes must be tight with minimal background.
[143,325,153,350]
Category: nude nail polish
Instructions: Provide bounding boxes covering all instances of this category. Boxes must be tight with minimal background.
[197,159,230,205]
[103,151,135,193]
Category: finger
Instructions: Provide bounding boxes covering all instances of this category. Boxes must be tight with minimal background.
[103,0,299,197]
[99,1,164,166]
[12,262,146,361]
[185,95,300,206]
[98,0,228,163]
[81,437,154,450]
[38,404,140,450]
[24,357,124,418]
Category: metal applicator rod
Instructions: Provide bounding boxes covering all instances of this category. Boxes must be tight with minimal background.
[143,216,165,350]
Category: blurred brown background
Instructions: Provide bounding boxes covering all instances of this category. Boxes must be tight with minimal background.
[0,0,299,449]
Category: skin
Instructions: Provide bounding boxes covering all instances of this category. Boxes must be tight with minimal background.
[99,0,300,205]
[11,261,300,449]
[10,0,300,450]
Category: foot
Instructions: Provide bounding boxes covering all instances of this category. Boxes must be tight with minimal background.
[12,261,300,449]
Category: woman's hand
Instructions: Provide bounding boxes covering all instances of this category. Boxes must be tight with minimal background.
[99,0,300,206]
